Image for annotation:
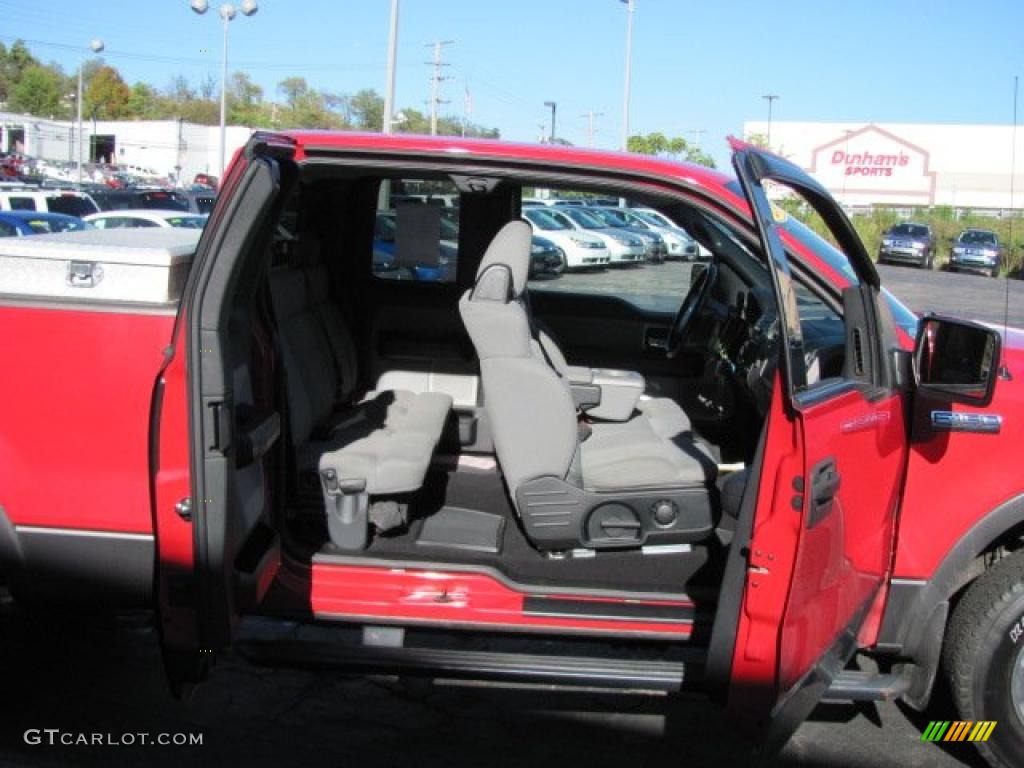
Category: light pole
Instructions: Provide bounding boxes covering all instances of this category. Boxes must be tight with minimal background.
[77,38,104,185]
[762,93,779,149]
[544,101,557,143]
[191,0,258,182]
[620,0,635,151]
[382,0,400,134]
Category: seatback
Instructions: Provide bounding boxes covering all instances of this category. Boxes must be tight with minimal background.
[296,237,362,403]
[268,267,335,444]
[459,222,578,502]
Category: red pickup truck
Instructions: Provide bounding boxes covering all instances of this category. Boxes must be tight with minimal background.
[1,134,1022,767]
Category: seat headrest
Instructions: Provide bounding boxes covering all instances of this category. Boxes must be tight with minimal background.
[475,220,532,298]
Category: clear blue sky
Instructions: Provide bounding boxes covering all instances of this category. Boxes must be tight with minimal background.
[3,0,1023,167]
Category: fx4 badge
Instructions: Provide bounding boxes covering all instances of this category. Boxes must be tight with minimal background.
[930,411,1002,434]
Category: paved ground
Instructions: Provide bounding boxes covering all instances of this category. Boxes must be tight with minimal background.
[2,265,1017,768]
[0,603,988,768]
[532,259,1024,327]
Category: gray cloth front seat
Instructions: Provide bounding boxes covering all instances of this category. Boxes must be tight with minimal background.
[459,221,716,551]
[534,327,693,440]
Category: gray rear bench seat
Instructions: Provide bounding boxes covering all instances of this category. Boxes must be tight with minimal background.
[270,267,452,550]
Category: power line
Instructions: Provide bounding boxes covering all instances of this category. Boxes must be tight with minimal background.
[424,40,454,136]
[581,111,604,147]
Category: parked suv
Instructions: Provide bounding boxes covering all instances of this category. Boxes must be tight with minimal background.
[878,222,936,268]
[948,228,1002,278]
[0,187,99,218]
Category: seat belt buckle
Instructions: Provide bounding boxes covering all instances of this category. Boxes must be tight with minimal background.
[320,469,366,497]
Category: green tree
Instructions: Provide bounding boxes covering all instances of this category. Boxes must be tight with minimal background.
[229,72,264,125]
[277,77,308,109]
[349,88,383,131]
[627,132,715,168]
[9,65,63,116]
[0,40,39,102]
[85,66,132,119]
[127,82,162,119]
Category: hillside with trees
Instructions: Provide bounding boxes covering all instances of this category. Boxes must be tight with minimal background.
[0,40,499,137]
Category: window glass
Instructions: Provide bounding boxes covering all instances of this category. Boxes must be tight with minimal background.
[0,220,17,236]
[140,191,190,211]
[523,190,686,313]
[372,179,459,283]
[46,195,97,217]
[9,197,36,211]
[164,215,207,229]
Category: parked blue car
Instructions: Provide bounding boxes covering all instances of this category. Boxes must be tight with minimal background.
[0,210,93,237]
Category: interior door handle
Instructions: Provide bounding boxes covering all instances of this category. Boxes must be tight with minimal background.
[643,324,669,351]
[807,456,841,528]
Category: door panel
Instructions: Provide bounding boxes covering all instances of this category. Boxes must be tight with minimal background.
[727,143,907,747]
[528,290,706,400]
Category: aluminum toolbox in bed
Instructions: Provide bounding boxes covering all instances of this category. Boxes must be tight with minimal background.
[0,227,201,307]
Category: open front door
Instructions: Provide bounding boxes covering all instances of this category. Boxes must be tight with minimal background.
[152,134,295,692]
[723,142,909,750]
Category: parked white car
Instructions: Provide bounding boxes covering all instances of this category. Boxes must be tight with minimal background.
[522,207,610,269]
[84,209,208,230]
[632,207,711,260]
[551,207,646,265]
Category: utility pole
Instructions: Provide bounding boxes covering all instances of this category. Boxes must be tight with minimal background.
[762,93,779,149]
[690,128,706,148]
[581,111,604,147]
[425,39,454,135]
[463,80,472,137]
[382,0,400,134]
[544,101,557,143]
[620,0,635,151]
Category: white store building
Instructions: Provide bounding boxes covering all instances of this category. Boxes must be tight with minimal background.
[743,120,1024,211]
[0,112,252,183]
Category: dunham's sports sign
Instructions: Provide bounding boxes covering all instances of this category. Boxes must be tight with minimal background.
[807,124,936,205]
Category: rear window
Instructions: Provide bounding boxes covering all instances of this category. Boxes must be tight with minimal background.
[25,217,88,234]
[46,195,98,217]
[139,191,189,211]
[164,215,206,229]
[0,220,17,236]
[372,179,459,284]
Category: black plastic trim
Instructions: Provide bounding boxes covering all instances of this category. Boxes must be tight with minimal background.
[522,596,695,625]
[0,504,24,573]
[7,527,153,606]
[237,640,692,692]
[704,421,769,703]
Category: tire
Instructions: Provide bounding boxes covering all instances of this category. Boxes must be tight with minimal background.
[943,549,1024,768]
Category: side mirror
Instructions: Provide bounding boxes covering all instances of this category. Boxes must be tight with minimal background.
[914,315,1001,406]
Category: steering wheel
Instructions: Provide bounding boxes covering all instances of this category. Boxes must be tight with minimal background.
[666,262,718,358]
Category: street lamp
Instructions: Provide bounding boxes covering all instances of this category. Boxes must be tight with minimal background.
[544,101,557,143]
[620,0,635,151]
[190,0,258,182]
[77,38,104,185]
[762,93,779,150]
[382,0,400,135]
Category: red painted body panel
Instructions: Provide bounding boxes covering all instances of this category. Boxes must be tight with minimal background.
[893,337,1024,579]
[777,390,905,691]
[150,320,196,649]
[0,305,173,534]
[308,563,693,638]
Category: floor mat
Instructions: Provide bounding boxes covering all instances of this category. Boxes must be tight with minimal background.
[416,506,505,554]
[348,468,723,596]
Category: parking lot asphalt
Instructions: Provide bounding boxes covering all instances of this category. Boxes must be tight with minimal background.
[2,265,1017,768]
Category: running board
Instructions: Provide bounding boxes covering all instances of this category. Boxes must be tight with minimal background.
[237,640,696,693]
[823,669,912,702]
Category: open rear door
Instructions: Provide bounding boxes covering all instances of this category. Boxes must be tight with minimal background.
[152,134,295,692]
[721,141,909,751]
